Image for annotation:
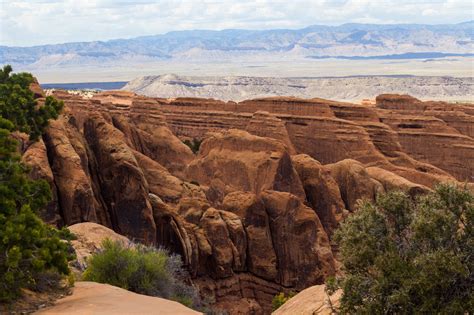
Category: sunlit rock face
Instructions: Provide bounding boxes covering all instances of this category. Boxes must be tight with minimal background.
[23,87,472,314]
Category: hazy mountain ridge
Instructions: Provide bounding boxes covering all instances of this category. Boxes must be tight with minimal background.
[1,21,473,68]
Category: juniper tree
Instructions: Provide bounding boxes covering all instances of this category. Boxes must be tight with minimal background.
[0,65,70,302]
[328,183,473,314]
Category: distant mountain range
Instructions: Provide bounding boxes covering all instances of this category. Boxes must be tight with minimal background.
[1,21,473,70]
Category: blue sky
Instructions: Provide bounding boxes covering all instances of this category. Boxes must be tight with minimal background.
[1,0,472,46]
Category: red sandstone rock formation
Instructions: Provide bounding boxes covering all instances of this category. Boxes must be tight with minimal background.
[22,86,473,314]
[272,284,342,315]
[84,113,156,244]
[246,111,297,154]
[159,94,472,185]
[261,190,334,287]
[43,117,99,225]
[291,154,348,237]
[375,94,474,182]
[326,159,383,212]
[186,129,305,203]
[22,138,62,225]
[222,191,277,281]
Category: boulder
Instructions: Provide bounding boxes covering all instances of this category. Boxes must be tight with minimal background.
[272,285,341,315]
[149,194,197,270]
[68,222,130,271]
[200,208,238,278]
[219,210,247,272]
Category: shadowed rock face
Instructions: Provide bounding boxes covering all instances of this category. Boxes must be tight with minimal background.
[261,190,334,288]
[84,113,156,244]
[222,191,277,281]
[23,88,472,314]
[43,117,99,225]
[291,154,348,237]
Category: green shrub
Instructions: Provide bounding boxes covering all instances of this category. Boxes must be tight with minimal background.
[83,239,200,308]
[271,291,296,311]
[183,138,202,154]
[57,226,78,240]
[0,65,69,302]
[329,183,473,314]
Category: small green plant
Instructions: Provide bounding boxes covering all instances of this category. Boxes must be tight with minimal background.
[67,273,75,287]
[272,291,296,311]
[183,138,202,154]
[57,226,78,241]
[83,239,200,308]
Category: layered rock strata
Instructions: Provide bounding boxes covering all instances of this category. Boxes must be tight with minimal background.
[21,88,473,314]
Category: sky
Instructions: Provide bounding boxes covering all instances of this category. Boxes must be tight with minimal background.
[0,0,473,47]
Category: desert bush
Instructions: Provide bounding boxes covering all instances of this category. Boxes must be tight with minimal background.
[271,291,296,311]
[328,183,473,314]
[183,138,202,154]
[57,227,78,241]
[0,65,70,302]
[83,239,200,308]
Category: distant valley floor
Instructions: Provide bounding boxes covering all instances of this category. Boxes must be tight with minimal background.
[23,57,474,83]
[122,74,473,103]
[27,57,473,102]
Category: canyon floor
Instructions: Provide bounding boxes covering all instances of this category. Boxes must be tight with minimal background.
[20,81,473,314]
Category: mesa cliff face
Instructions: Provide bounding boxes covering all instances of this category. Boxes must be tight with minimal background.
[21,86,473,314]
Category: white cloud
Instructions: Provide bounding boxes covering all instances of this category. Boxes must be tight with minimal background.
[422,8,440,16]
[0,0,472,46]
